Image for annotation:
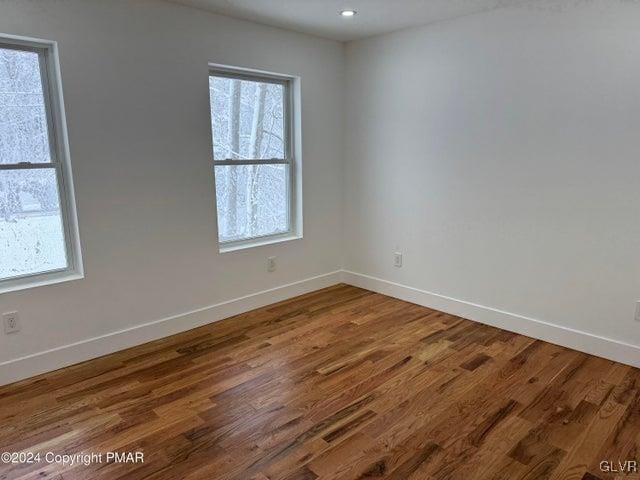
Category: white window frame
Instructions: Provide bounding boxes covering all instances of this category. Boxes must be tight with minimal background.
[0,34,83,294]
[209,64,302,253]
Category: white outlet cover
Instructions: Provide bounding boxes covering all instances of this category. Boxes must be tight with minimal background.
[267,256,277,272]
[3,311,20,334]
[635,301,640,321]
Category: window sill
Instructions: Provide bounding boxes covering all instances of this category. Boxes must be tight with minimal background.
[0,270,84,295]
[219,233,302,253]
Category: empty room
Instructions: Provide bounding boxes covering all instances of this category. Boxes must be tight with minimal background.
[1,0,639,478]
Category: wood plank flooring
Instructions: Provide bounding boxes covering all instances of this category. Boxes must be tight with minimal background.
[1,284,639,480]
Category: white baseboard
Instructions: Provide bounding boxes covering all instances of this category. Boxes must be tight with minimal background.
[4,268,638,387]
[0,270,342,386]
[341,270,640,369]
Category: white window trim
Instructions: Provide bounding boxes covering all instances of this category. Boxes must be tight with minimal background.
[0,33,83,294]
[208,63,303,253]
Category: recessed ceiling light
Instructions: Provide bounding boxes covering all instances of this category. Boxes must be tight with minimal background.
[340,9,357,17]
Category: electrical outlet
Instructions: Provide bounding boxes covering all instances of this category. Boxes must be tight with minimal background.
[394,252,403,268]
[3,312,20,334]
[635,302,640,322]
[267,256,277,272]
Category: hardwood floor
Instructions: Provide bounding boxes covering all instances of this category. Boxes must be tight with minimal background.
[1,284,639,480]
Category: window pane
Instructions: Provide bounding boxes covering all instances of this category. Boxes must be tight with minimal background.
[0,169,67,279]
[209,76,285,160]
[215,164,289,242]
[0,47,51,164]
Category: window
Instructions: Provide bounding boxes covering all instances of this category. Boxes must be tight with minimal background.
[209,66,300,251]
[0,35,82,292]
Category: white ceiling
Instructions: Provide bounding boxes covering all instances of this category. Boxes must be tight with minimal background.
[168,0,510,42]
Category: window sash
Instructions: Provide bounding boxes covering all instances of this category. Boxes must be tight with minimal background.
[214,162,293,246]
[0,41,59,166]
[0,163,70,282]
[209,71,292,162]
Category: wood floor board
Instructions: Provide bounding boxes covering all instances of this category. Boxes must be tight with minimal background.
[0,284,638,479]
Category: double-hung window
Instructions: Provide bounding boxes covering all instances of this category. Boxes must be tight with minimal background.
[0,35,82,292]
[209,66,300,251]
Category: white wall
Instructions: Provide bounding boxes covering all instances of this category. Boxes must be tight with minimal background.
[4,0,640,383]
[0,0,344,377]
[344,3,640,353]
